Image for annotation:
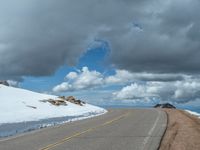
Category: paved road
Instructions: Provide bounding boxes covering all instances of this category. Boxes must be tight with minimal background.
[0,109,167,150]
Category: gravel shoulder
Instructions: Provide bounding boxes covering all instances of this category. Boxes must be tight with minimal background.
[159,109,200,150]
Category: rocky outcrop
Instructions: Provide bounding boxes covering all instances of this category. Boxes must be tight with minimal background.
[59,96,86,106]
[0,80,9,86]
[40,99,67,106]
[40,96,86,106]
[154,103,176,109]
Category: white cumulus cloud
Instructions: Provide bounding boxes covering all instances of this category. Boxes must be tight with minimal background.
[113,79,200,104]
[53,66,200,104]
[53,82,72,92]
[53,67,104,92]
[65,72,78,80]
[113,83,159,100]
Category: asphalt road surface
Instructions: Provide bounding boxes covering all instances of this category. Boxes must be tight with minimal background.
[0,109,167,150]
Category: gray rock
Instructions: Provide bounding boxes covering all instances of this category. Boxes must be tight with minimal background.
[0,80,9,86]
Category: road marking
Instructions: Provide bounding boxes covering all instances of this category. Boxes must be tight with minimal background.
[142,109,161,150]
[39,112,129,150]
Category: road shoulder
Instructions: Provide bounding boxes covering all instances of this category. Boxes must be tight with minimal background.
[159,109,200,150]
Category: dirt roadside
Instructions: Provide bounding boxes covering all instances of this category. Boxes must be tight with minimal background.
[159,109,200,150]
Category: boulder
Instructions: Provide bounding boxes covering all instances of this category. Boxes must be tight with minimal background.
[63,96,85,106]
[66,96,76,102]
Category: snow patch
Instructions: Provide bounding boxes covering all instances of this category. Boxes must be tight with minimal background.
[0,85,107,138]
[185,110,200,119]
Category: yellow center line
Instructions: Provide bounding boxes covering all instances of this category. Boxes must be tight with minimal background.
[39,112,129,150]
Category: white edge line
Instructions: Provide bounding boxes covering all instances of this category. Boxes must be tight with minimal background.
[142,109,161,150]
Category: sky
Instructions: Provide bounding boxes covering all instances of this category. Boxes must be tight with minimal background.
[1,0,200,107]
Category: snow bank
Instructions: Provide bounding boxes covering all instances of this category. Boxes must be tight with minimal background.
[0,85,106,137]
[185,110,200,119]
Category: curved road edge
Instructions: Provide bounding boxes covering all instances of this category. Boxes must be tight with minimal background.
[143,109,168,150]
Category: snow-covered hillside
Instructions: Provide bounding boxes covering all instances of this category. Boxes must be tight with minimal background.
[0,84,106,137]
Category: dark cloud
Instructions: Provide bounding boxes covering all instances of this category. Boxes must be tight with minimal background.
[0,0,96,79]
[109,0,200,74]
[0,0,200,80]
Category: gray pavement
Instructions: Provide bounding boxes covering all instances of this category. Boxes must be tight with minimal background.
[0,109,167,150]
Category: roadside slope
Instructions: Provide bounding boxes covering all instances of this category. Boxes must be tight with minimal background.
[0,84,106,137]
[159,109,200,150]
